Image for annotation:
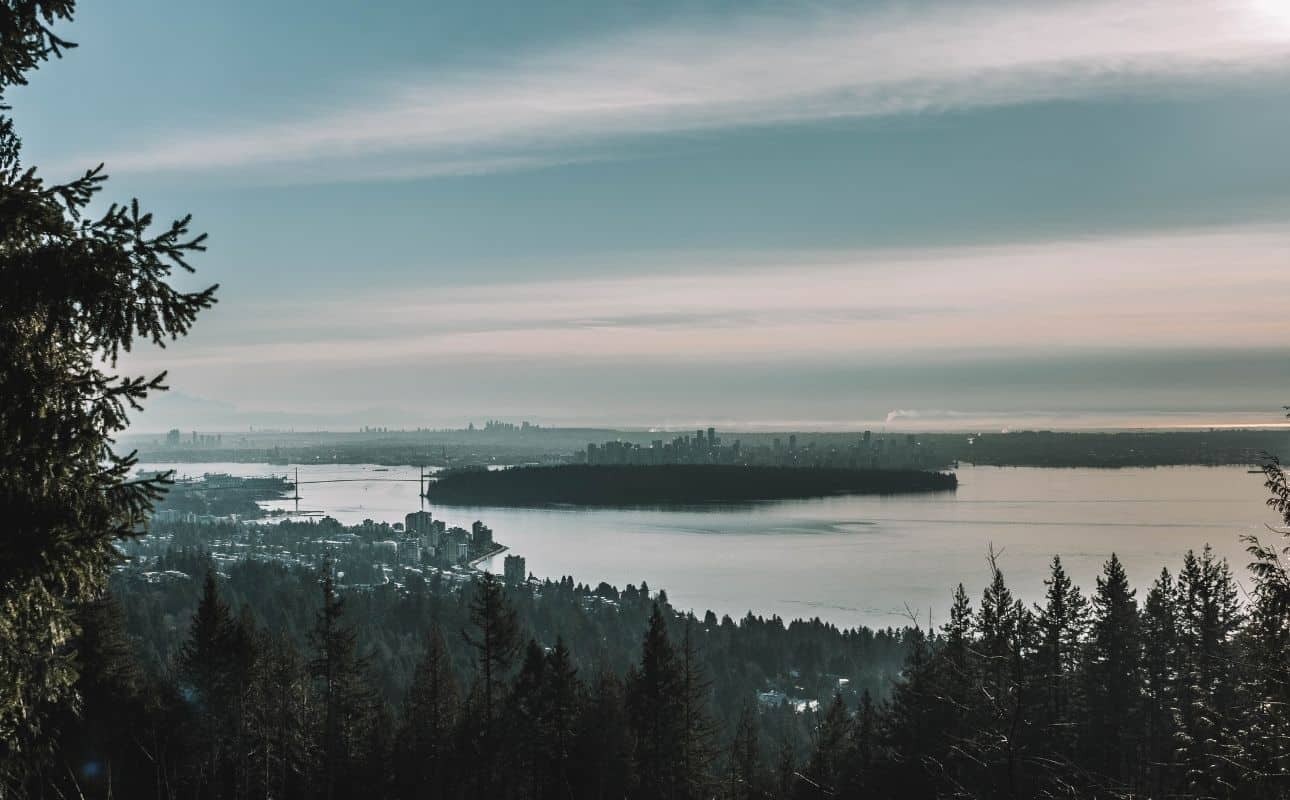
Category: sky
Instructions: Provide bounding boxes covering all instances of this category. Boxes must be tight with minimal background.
[15,0,1290,431]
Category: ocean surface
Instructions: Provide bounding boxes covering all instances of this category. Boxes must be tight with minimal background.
[140,462,1277,630]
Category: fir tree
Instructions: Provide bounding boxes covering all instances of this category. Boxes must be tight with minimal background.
[509,638,549,799]
[1083,553,1139,791]
[0,0,215,778]
[246,631,314,800]
[540,637,582,800]
[628,603,685,800]
[463,572,520,727]
[575,668,634,800]
[1140,568,1180,795]
[1175,546,1244,796]
[177,571,238,796]
[1237,452,1290,795]
[51,592,152,797]
[1032,555,1088,762]
[803,693,851,797]
[878,626,940,798]
[678,618,718,799]
[774,738,797,800]
[398,624,459,800]
[973,552,1036,798]
[310,563,378,800]
[845,690,880,797]
[461,571,521,794]
[727,701,764,800]
[937,583,978,793]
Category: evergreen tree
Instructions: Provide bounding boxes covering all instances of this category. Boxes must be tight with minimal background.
[463,572,521,727]
[973,553,1036,797]
[49,592,153,797]
[1140,568,1180,795]
[727,701,764,800]
[310,564,378,800]
[877,626,940,798]
[227,603,262,800]
[628,603,685,800]
[397,624,459,800]
[1174,546,1243,796]
[540,637,582,800]
[574,668,633,800]
[1237,453,1290,796]
[1083,553,1140,791]
[678,618,718,799]
[937,583,979,793]
[802,694,851,798]
[1032,555,1087,763]
[774,738,797,800]
[245,631,314,800]
[177,571,239,797]
[508,638,549,799]
[462,571,521,794]
[846,689,880,797]
[0,0,215,777]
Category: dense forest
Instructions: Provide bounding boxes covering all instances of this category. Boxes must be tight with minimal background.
[426,465,957,507]
[19,496,1290,798]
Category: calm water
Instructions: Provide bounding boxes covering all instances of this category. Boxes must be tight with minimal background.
[142,462,1276,629]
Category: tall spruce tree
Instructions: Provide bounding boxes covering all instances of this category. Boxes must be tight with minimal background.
[0,0,215,778]
[1175,546,1244,796]
[575,668,634,800]
[540,637,582,800]
[398,623,460,800]
[628,603,685,800]
[50,592,152,797]
[310,564,378,800]
[508,638,549,799]
[1083,553,1140,791]
[1140,567,1180,795]
[1238,452,1290,795]
[974,553,1036,797]
[878,625,940,798]
[245,631,313,800]
[177,571,239,797]
[938,583,979,793]
[461,571,520,795]
[678,618,718,799]
[463,572,520,727]
[1032,555,1088,763]
[803,693,852,797]
[727,701,764,800]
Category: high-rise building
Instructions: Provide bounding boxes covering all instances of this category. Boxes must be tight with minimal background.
[504,553,527,585]
[405,510,433,535]
[472,520,493,546]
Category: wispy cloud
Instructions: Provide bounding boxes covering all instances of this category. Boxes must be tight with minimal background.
[91,0,1290,181]
[125,224,1290,370]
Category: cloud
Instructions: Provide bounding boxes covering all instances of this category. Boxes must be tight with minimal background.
[88,0,1290,181]
[120,223,1290,371]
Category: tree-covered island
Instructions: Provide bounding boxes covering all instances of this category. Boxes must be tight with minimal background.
[424,464,958,507]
